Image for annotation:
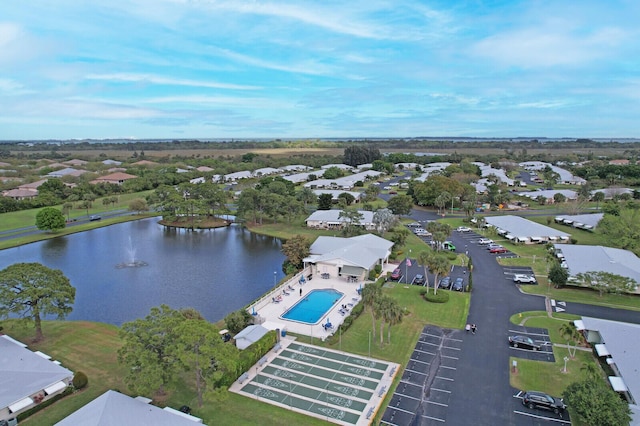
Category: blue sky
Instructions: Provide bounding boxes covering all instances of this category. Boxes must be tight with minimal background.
[1,1,638,140]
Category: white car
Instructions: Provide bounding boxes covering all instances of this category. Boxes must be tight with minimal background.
[456,226,472,232]
[478,238,493,245]
[513,274,536,284]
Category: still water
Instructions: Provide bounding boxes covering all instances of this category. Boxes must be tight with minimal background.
[0,218,285,325]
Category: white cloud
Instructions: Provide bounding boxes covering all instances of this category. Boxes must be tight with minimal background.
[85,73,260,90]
[471,26,628,68]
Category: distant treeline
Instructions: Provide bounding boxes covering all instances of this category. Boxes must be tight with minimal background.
[3,138,640,153]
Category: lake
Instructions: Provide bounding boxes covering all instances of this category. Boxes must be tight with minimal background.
[0,218,285,325]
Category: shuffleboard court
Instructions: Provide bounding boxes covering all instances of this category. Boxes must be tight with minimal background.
[231,339,400,426]
[279,349,386,380]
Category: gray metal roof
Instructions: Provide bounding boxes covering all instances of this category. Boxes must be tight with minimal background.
[305,210,374,225]
[307,234,394,270]
[554,213,604,229]
[55,390,205,425]
[581,317,640,407]
[554,244,640,284]
[485,215,570,239]
[0,336,73,411]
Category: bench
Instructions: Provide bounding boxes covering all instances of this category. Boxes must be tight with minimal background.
[238,373,249,384]
[389,366,396,377]
[258,356,268,367]
[378,386,387,397]
[273,342,282,352]
[366,407,375,419]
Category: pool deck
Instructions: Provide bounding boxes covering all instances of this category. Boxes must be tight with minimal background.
[250,264,398,340]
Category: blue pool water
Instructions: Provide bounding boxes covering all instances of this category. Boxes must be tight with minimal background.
[281,289,343,324]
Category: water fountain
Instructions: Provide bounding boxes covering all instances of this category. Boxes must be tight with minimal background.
[115,236,148,268]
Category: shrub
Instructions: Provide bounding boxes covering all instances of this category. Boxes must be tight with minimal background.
[424,291,449,303]
[374,264,382,275]
[368,269,377,280]
[72,371,88,390]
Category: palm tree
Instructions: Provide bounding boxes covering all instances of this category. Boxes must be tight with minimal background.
[580,362,601,380]
[417,250,434,292]
[430,254,451,295]
[384,298,403,344]
[559,323,580,358]
[375,296,388,345]
[361,284,381,335]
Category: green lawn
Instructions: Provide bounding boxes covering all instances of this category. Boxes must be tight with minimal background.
[0,190,154,232]
[2,320,325,426]
[2,284,469,426]
[508,311,601,422]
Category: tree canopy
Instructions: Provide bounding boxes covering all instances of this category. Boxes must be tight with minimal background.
[0,262,75,341]
[387,194,414,215]
[35,207,66,232]
[563,378,631,426]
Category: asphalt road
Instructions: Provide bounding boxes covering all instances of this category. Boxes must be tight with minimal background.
[384,209,589,425]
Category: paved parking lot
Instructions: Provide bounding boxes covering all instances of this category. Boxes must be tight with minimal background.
[502,265,537,284]
[511,389,572,424]
[507,325,555,362]
[380,325,463,425]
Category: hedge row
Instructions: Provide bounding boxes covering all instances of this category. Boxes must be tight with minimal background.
[219,330,277,387]
[17,386,73,421]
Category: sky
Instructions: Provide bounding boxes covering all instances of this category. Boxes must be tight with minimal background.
[1,1,639,140]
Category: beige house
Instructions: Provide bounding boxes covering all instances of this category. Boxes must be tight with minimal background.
[90,172,137,185]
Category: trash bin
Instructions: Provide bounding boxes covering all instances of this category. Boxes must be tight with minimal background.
[281,329,287,337]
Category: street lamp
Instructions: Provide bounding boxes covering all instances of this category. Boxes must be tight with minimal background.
[405,249,411,283]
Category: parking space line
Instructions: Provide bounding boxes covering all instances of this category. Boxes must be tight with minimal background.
[441,355,459,360]
[418,340,442,347]
[440,365,456,370]
[409,358,430,365]
[435,376,453,381]
[426,400,448,407]
[399,380,423,388]
[405,368,428,375]
[421,332,443,338]
[388,405,418,416]
[421,414,446,422]
[413,348,436,355]
[514,410,571,424]
[379,420,397,426]
[442,345,461,351]
[431,387,451,393]
[395,393,421,402]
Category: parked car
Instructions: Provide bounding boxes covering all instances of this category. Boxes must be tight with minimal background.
[89,215,102,221]
[456,226,472,232]
[522,390,567,415]
[413,274,425,285]
[489,246,508,254]
[390,268,402,281]
[438,276,451,290]
[487,243,502,250]
[478,238,493,245]
[443,241,456,251]
[509,335,541,351]
[513,274,536,284]
[452,277,464,291]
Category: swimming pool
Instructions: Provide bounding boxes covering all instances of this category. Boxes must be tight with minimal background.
[281,288,343,324]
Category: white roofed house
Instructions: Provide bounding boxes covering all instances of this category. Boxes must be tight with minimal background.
[223,170,252,182]
[304,234,394,281]
[484,215,570,244]
[0,335,73,422]
[313,190,362,203]
[55,390,206,425]
[252,167,279,177]
[305,209,374,230]
[553,244,640,295]
[321,164,354,171]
